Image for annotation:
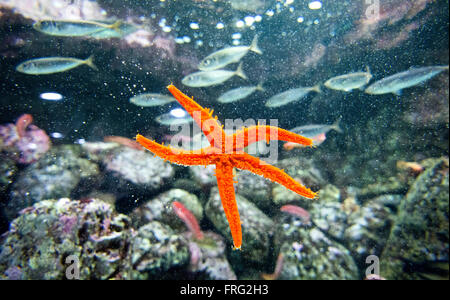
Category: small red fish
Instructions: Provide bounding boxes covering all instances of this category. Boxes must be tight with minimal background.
[103,135,144,151]
[284,132,327,150]
[280,204,311,224]
[172,201,204,240]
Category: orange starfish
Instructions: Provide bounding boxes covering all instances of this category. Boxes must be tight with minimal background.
[136,84,317,250]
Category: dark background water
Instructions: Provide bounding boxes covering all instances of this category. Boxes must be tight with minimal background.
[0,0,448,158]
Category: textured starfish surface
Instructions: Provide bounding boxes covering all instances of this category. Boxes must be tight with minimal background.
[136,84,318,249]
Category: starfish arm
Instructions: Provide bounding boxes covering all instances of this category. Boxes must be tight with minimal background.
[231,153,317,199]
[136,134,214,166]
[167,84,226,149]
[215,159,242,250]
[228,125,313,151]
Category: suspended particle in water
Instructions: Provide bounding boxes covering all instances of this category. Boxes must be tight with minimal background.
[244,16,255,27]
[235,20,245,28]
[308,1,322,10]
[232,32,242,39]
[40,92,63,101]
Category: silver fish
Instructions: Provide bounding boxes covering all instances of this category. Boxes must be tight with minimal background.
[182,62,247,87]
[88,22,138,39]
[284,118,342,150]
[290,118,343,139]
[16,55,97,75]
[217,82,265,103]
[155,112,194,126]
[227,0,270,13]
[191,132,211,150]
[324,67,372,92]
[265,85,321,108]
[198,35,262,71]
[33,20,122,37]
[129,93,176,107]
[192,130,269,156]
[365,65,449,95]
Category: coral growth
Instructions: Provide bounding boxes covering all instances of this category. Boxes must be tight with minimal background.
[0,114,51,164]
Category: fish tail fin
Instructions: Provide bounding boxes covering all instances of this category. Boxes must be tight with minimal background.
[256,81,265,92]
[249,35,263,55]
[331,117,343,133]
[283,142,295,151]
[311,84,322,93]
[235,62,248,80]
[107,20,123,35]
[84,55,98,71]
[32,21,42,32]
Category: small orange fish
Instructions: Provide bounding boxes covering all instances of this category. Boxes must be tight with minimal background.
[104,135,144,151]
[283,118,342,151]
[396,160,424,176]
[284,132,326,150]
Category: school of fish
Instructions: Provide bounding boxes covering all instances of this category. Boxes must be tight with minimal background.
[13,17,449,148]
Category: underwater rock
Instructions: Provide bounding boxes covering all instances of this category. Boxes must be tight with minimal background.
[130,221,189,279]
[205,187,274,263]
[184,231,237,280]
[272,184,305,207]
[0,198,132,280]
[272,157,325,207]
[6,145,99,220]
[274,225,358,280]
[0,156,17,195]
[235,169,272,210]
[81,141,121,163]
[344,199,393,265]
[303,184,347,240]
[189,165,217,187]
[172,178,203,194]
[102,146,175,195]
[357,176,409,201]
[310,202,348,240]
[380,157,449,280]
[318,184,341,203]
[276,157,326,191]
[368,194,404,212]
[130,188,203,230]
[83,191,117,208]
[272,200,359,279]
